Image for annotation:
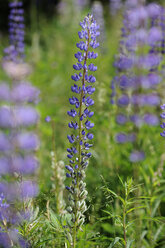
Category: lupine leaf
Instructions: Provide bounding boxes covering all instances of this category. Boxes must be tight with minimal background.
[126,239,134,248]
[108,237,122,248]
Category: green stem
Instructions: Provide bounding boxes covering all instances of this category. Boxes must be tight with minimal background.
[123,205,127,248]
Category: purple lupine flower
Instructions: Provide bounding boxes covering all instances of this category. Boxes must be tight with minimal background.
[0,193,10,222]
[66,14,99,245]
[76,0,89,11]
[116,114,128,125]
[130,114,143,127]
[45,116,51,122]
[148,27,163,46]
[110,77,117,104]
[0,1,40,246]
[143,113,159,126]
[115,132,136,143]
[113,1,163,165]
[109,0,122,15]
[140,73,162,89]
[92,1,106,48]
[4,1,25,63]
[147,3,161,19]
[125,0,139,9]
[129,150,145,162]
[127,5,148,28]
[0,106,39,128]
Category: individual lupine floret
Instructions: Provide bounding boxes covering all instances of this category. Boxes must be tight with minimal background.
[92,1,106,49]
[65,14,99,247]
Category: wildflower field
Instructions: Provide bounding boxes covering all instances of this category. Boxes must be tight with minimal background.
[0,0,165,247]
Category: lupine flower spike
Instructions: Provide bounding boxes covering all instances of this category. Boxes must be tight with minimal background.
[65,14,99,247]
[4,1,25,63]
[45,116,66,214]
[0,1,40,246]
[113,1,162,164]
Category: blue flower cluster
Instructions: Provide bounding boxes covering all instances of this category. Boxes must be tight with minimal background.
[4,1,25,62]
[66,15,99,180]
[65,14,99,243]
[0,1,40,246]
[112,1,163,163]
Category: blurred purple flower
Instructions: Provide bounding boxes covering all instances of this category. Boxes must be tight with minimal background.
[131,94,160,106]
[0,107,13,128]
[127,6,148,28]
[4,1,25,62]
[45,116,51,122]
[16,132,39,151]
[116,114,128,125]
[15,106,39,126]
[125,0,139,9]
[115,132,136,143]
[0,181,38,201]
[143,113,159,126]
[117,94,129,106]
[0,231,11,248]
[0,157,10,175]
[119,75,131,90]
[147,3,161,19]
[0,106,38,128]
[129,150,145,162]
[148,27,163,46]
[20,181,38,199]
[130,114,143,127]
[127,133,136,142]
[114,56,133,70]
[141,73,161,89]
[12,155,39,174]
[109,0,122,15]
[139,54,162,69]
[11,82,40,104]
[0,133,11,152]
[0,83,10,101]
[115,133,127,143]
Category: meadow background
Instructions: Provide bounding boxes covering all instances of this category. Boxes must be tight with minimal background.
[0,0,165,247]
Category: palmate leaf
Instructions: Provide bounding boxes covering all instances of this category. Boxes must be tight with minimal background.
[46,208,64,232]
